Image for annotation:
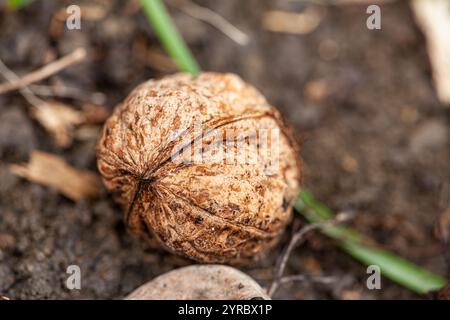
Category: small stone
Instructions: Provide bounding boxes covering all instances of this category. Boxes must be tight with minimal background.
[125,265,269,300]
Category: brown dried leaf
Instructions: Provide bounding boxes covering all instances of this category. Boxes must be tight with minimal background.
[31,101,85,148]
[10,150,101,201]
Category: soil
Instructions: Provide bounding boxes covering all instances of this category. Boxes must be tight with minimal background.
[0,0,449,299]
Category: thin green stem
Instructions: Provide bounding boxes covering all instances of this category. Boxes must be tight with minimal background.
[296,190,447,294]
[140,0,200,75]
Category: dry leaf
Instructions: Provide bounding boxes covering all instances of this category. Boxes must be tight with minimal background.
[31,101,85,148]
[10,150,101,201]
[412,0,450,106]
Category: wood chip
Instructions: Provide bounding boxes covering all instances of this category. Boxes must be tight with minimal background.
[10,151,102,201]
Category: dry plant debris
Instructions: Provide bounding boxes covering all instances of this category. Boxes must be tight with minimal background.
[411,0,450,106]
[268,213,350,296]
[97,72,301,263]
[28,84,107,105]
[31,101,85,148]
[126,265,269,300]
[0,48,87,94]
[10,150,102,201]
[0,47,92,148]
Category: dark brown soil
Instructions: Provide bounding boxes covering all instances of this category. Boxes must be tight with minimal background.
[0,0,449,299]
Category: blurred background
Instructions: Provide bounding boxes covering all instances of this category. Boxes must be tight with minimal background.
[0,0,449,299]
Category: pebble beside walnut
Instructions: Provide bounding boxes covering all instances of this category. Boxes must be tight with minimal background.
[126,265,270,300]
[96,72,301,263]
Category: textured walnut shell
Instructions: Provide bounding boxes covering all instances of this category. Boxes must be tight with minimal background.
[97,72,300,263]
[126,265,270,300]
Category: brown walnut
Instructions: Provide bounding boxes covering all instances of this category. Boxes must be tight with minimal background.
[97,72,301,263]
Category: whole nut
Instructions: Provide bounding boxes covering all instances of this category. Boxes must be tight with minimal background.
[125,264,270,300]
[97,72,300,263]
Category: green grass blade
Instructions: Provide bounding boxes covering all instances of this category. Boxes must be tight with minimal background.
[340,241,446,294]
[296,190,447,294]
[6,0,34,10]
[140,0,200,75]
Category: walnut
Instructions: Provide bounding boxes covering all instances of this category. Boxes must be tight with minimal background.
[97,72,300,263]
[126,265,270,300]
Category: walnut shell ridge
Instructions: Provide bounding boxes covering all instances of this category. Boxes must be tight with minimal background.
[97,72,301,263]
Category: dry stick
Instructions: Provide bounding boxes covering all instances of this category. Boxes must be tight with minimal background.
[268,212,351,297]
[0,48,87,94]
[29,84,106,104]
[0,57,45,108]
[169,0,249,45]
[279,274,337,285]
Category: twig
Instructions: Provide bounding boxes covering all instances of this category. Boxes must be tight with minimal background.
[0,48,86,94]
[0,56,45,107]
[268,212,351,297]
[0,54,86,147]
[279,274,337,285]
[169,0,249,46]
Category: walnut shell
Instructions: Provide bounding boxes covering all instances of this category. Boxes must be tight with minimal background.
[97,72,300,263]
[125,265,270,300]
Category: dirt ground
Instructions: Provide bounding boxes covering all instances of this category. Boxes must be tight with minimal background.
[0,0,449,299]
